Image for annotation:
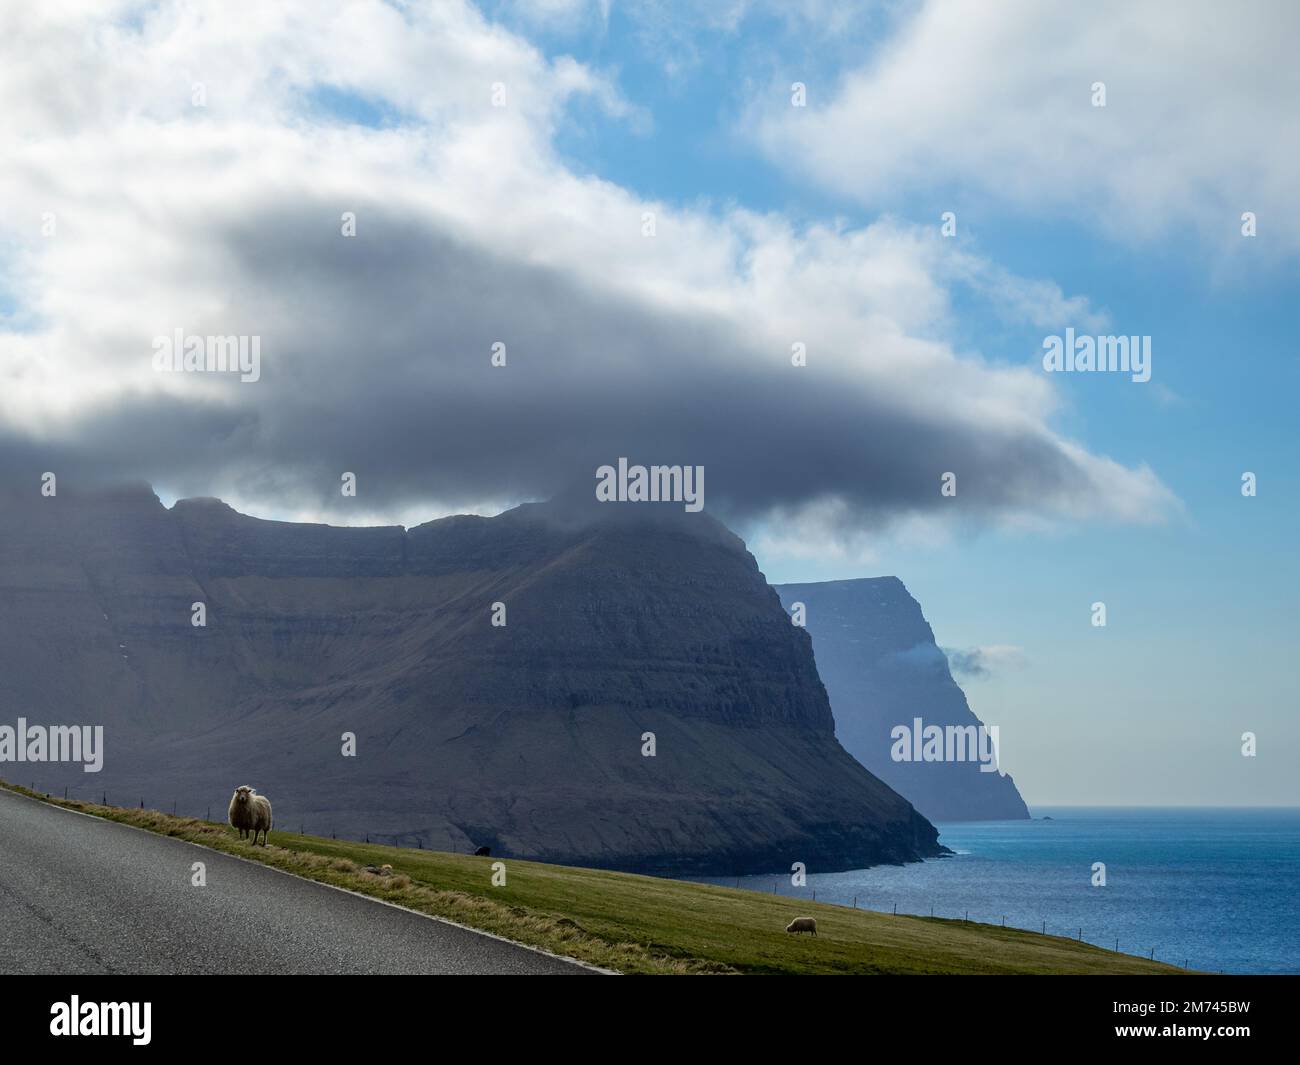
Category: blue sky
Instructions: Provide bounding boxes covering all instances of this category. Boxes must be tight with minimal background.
[2,1,1294,807]
[480,1,1299,806]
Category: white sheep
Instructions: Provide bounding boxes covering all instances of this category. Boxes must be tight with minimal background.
[785,917,817,935]
[228,785,273,845]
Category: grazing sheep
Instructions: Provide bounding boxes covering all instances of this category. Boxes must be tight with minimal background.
[227,786,273,845]
[473,846,491,857]
[248,793,272,845]
[785,917,817,936]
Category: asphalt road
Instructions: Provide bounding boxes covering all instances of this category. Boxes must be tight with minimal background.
[0,788,594,975]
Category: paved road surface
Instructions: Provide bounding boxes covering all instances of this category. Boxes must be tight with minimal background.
[0,787,594,974]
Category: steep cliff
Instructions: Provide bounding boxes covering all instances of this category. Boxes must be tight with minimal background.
[775,578,1030,822]
[0,486,942,873]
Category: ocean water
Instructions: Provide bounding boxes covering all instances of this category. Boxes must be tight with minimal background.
[700,807,1300,974]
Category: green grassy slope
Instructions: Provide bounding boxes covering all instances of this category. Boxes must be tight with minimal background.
[1,782,1190,975]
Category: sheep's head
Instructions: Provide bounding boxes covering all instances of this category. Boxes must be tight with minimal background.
[233,785,254,805]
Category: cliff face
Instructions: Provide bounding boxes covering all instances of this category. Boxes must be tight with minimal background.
[775,578,1030,823]
[0,487,942,874]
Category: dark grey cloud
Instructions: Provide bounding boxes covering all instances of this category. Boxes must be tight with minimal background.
[0,196,1169,536]
[0,0,1178,540]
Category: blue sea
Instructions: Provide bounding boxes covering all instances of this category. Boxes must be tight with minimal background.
[700,807,1300,974]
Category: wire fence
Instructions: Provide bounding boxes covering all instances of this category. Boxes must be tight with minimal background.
[747,876,1202,968]
[13,777,1208,972]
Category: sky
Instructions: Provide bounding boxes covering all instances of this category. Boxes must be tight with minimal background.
[1,0,1296,806]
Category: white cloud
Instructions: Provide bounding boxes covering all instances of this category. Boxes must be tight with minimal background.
[754,0,1300,256]
[945,644,1028,679]
[0,0,1176,541]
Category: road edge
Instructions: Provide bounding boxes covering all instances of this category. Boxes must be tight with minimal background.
[0,784,618,976]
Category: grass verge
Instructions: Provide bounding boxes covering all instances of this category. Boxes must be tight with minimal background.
[1,781,1190,975]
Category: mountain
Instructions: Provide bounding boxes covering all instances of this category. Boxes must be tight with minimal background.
[0,485,943,874]
[774,579,1029,822]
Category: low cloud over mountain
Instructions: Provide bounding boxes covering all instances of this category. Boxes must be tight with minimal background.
[0,1,1175,542]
